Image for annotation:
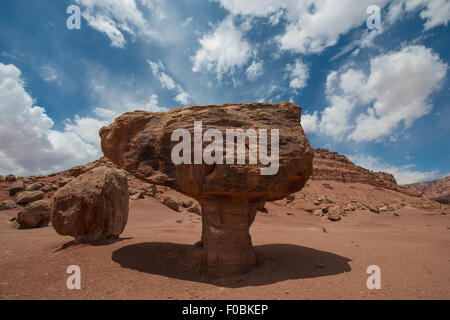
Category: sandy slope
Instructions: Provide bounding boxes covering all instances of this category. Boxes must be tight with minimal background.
[1,181,449,300]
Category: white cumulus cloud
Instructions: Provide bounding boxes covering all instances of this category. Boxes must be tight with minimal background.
[246,60,264,82]
[286,59,309,91]
[147,60,191,105]
[311,45,447,142]
[191,17,251,79]
[75,0,157,48]
[0,63,101,176]
[215,0,449,55]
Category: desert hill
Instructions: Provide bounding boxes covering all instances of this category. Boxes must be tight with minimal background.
[404,176,450,204]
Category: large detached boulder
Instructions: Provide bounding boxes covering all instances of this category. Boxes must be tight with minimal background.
[51,166,129,243]
[100,102,314,275]
[17,200,51,228]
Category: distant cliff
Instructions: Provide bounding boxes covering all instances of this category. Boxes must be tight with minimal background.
[310,148,420,197]
[403,176,450,204]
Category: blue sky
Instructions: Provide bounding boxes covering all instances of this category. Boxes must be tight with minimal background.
[0,0,449,184]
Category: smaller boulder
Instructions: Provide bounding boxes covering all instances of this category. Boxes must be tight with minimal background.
[14,191,45,205]
[365,204,379,213]
[130,192,144,200]
[313,209,323,217]
[163,195,180,212]
[17,200,50,228]
[140,183,157,197]
[57,178,73,187]
[187,203,201,215]
[128,187,138,196]
[328,206,342,221]
[25,183,43,191]
[0,200,17,210]
[41,184,57,193]
[9,181,25,196]
[0,175,4,182]
[182,199,194,208]
[5,174,17,182]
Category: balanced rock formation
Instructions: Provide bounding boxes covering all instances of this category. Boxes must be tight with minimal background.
[100,102,314,275]
[311,148,419,196]
[51,166,129,243]
[17,200,51,228]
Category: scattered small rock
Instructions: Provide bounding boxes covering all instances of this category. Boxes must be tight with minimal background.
[128,187,138,196]
[130,192,144,200]
[0,200,17,210]
[366,204,379,214]
[140,183,157,197]
[5,174,17,182]
[25,183,43,191]
[328,206,342,221]
[163,195,180,212]
[9,181,25,196]
[182,199,194,208]
[14,191,45,205]
[187,203,201,215]
[313,209,323,217]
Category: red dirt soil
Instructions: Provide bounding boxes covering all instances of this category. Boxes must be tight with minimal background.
[1,179,449,300]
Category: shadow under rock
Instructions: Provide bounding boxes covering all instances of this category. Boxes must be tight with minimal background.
[111,242,352,288]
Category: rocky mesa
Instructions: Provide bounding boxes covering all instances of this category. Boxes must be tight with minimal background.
[311,148,420,197]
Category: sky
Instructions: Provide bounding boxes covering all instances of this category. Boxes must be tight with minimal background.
[0,0,449,184]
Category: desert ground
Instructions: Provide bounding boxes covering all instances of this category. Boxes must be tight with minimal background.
[1,178,449,300]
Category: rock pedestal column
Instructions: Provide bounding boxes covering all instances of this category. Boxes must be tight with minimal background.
[199,198,258,276]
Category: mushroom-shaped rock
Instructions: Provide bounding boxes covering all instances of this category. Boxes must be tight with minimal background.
[50,166,129,243]
[100,102,313,275]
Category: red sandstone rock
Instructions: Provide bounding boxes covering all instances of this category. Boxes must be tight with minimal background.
[50,166,129,243]
[311,148,420,197]
[17,200,50,228]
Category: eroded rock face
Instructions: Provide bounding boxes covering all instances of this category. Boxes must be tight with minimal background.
[50,166,129,243]
[100,102,314,275]
[404,176,450,204]
[312,148,420,196]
